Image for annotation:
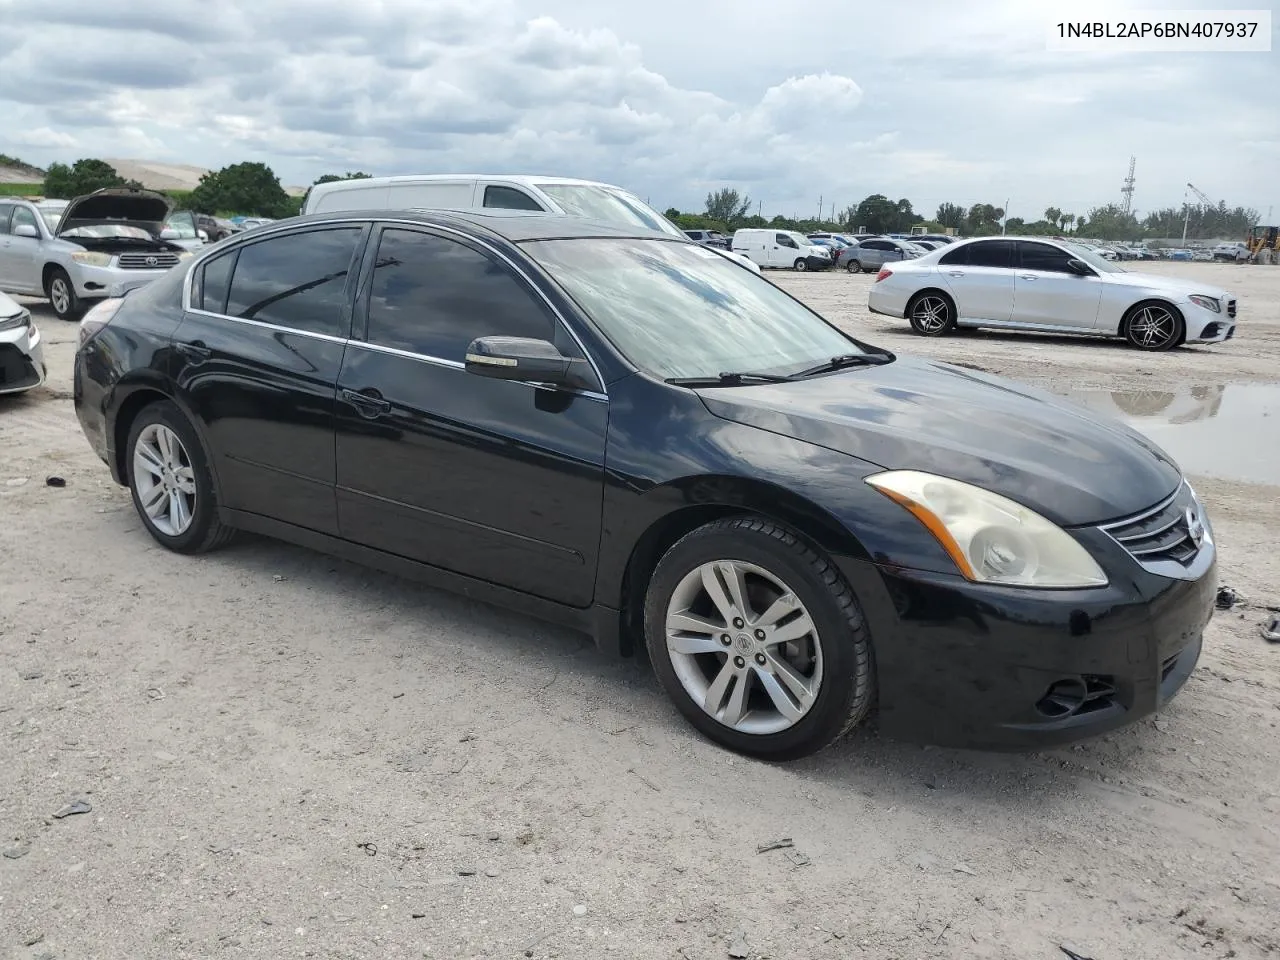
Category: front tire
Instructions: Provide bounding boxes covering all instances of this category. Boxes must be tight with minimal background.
[793,258,808,272]
[46,268,83,322]
[845,259,862,274]
[125,400,236,554]
[906,291,956,336]
[1123,301,1184,351]
[644,518,875,761]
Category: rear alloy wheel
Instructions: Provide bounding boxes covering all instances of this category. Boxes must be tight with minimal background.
[46,267,83,322]
[125,400,236,554]
[645,518,874,760]
[845,259,863,274]
[907,291,955,336]
[793,258,808,272]
[1124,302,1183,351]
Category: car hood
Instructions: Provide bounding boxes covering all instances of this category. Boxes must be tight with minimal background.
[56,187,174,236]
[696,356,1181,526]
[1099,270,1230,298]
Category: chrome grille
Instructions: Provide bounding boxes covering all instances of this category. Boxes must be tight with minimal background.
[1100,483,1204,568]
[118,252,181,270]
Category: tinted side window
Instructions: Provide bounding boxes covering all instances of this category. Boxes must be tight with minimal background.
[939,245,967,266]
[965,240,1013,268]
[1019,241,1075,273]
[483,185,545,211]
[199,251,236,314]
[864,240,890,251]
[225,228,362,337]
[365,229,557,362]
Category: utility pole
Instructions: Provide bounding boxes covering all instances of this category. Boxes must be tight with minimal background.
[817,195,823,223]
[1121,156,1136,216]
[1001,197,1010,235]
[757,199,761,218]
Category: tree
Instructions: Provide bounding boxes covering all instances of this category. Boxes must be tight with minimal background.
[1061,213,1076,233]
[313,171,373,185]
[189,162,293,218]
[1075,203,1142,240]
[965,203,1005,235]
[704,188,751,224]
[1004,217,1026,234]
[851,194,898,234]
[663,207,681,220]
[936,202,966,230]
[1043,207,1062,230]
[42,159,135,199]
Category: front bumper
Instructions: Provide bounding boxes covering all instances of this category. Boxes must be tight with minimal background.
[70,263,175,300]
[1182,299,1236,344]
[0,322,46,395]
[840,537,1216,750]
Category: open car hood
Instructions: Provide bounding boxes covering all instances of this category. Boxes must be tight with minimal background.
[56,187,174,237]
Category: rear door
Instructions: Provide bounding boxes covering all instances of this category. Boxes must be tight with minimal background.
[938,239,1015,322]
[1012,241,1104,330]
[173,224,368,535]
[333,223,608,607]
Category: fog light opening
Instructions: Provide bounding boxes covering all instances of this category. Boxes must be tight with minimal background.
[1036,677,1088,718]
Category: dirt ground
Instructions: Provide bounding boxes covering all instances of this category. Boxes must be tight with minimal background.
[2,261,1278,960]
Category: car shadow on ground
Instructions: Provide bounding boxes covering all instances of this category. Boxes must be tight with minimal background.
[869,324,1220,353]
[197,529,1157,808]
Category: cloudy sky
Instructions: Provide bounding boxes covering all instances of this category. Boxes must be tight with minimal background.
[0,0,1275,222]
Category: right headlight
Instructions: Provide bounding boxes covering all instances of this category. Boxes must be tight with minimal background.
[866,470,1108,588]
[0,308,31,332]
[71,251,113,267]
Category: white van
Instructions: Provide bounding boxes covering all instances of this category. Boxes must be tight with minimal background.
[301,174,760,272]
[731,229,832,271]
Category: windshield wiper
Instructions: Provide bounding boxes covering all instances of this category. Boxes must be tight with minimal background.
[791,353,893,379]
[665,371,795,387]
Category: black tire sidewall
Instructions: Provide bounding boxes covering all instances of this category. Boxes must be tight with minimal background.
[907,291,955,336]
[124,400,221,552]
[793,259,807,272]
[48,269,82,321]
[846,260,861,273]
[1124,300,1184,351]
[644,524,870,760]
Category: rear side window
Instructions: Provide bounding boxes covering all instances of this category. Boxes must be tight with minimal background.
[364,228,559,362]
[199,251,236,314]
[964,240,1013,268]
[225,228,363,337]
[939,245,967,265]
[482,185,545,211]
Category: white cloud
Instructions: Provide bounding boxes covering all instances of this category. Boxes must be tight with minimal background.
[0,0,1273,220]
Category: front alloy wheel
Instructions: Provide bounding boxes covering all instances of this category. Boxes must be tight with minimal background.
[47,268,83,321]
[1124,302,1183,351]
[645,518,874,760]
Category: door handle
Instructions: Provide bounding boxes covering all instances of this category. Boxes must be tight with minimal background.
[341,387,392,419]
[948,271,965,277]
[175,340,212,362]
[1018,274,1038,281]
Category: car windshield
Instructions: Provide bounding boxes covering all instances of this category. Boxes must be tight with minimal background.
[38,208,62,231]
[526,237,866,380]
[524,236,865,378]
[1063,242,1125,273]
[535,184,684,237]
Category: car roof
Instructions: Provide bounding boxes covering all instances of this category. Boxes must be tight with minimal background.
[255,209,680,244]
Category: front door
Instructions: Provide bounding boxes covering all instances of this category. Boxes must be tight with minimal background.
[1011,241,1105,329]
[0,206,43,293]
[334,224,608,607]
[939,239,1015,322]
[172,224,368,535]
[771,233,798,267]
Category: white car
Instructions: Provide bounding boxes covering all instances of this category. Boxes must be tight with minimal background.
[867,236,1237,351]
[0,289,45,395]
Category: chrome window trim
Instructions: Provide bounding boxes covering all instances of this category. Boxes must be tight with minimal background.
[185,307,350,345]
[180,215,608,397]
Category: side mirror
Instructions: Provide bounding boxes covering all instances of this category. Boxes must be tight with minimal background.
[13,223,38,239]
[160,228,180,240]
[1066,258,1092,275]
[464,336,592,390]
[197,229,209,242]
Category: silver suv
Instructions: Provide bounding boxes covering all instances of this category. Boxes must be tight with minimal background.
[0,188,194,321]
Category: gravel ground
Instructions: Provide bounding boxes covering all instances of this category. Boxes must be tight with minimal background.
[2,261,1278,960]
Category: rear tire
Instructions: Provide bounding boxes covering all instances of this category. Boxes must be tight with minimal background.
[845,259,862,274]
[644,517,875,761]
[46,268,83,322]
[906,291,956,337]
[793,259,807,272]
[125,400,237,554]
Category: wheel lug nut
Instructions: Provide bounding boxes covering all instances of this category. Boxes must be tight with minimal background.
[734,656,745,668]
[755,653,766,666]
[720,634,732,646]
[754,629,766,640]
[732,618,745,629]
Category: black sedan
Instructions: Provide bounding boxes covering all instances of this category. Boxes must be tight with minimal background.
[72,210,1216,759]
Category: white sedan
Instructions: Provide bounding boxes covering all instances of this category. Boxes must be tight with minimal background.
[867,237,1237,351]
[0,290,46,395]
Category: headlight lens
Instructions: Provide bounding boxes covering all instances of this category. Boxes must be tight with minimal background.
[177,250,193,260]
[0,308,31,332]
[1189,295,1220,313]
[71,251,113,267]
[866,470,1109,588]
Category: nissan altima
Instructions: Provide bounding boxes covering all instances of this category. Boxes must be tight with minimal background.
[868,236,1237,350]
[73,211,1216,759]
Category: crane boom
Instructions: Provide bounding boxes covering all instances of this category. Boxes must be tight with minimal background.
[1186,182,1213,207]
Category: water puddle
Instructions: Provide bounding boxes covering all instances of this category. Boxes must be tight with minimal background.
[1060,383,1280,486]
